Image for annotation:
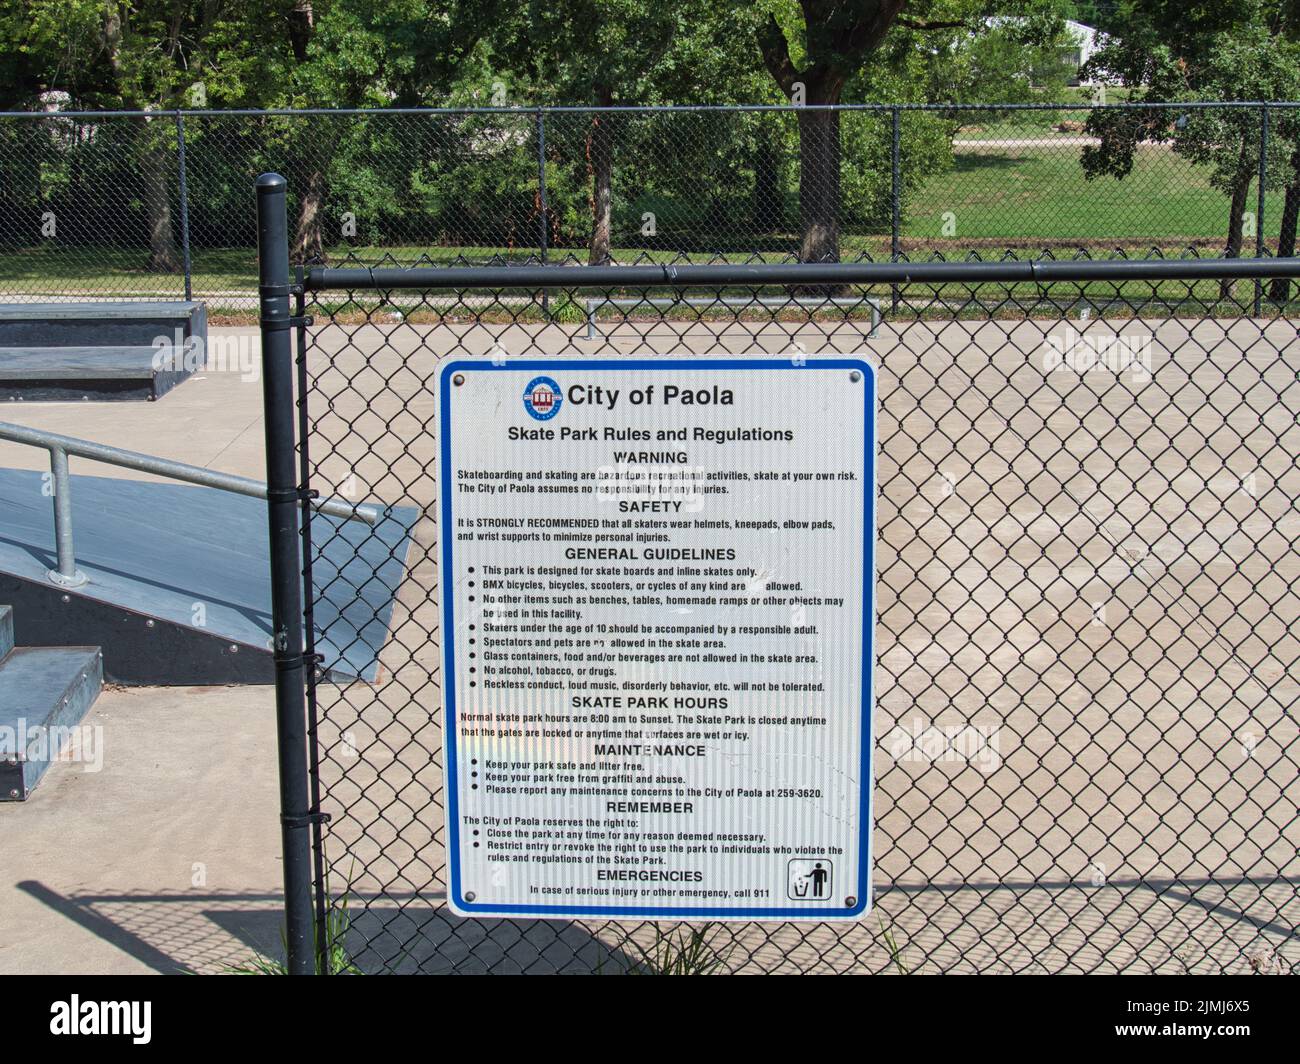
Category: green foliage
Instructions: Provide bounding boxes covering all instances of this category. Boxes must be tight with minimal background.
[1080,1,1300,255]
[877,1,1077,105]
[547,293,586,323]
[522,0,694,104]
[840,110,954,230]
[225,863,362,975]
[225,901,362,975]
[1167,31,1300,197]
[623,923,734,975]
[15,0,1273,268]
[878,915,912,975]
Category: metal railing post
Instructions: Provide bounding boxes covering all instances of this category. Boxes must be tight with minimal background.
[47,446,86,588]
[175,111,193,302]
[256,171,315,975]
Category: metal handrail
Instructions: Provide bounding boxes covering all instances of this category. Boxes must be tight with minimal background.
[0,419,379,589]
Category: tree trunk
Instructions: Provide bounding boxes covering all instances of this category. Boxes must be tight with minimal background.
[796,107,841,264]
[1269,147,1300,304]
[753,126,783,232]
[286,4,323,264]
[292,169,326,265]
[142,141,181,273]
[587,109,614,266]
[1221,159,1252,302]
[289,0,314,61]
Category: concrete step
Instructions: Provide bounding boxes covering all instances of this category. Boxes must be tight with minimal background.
[0,301,207,350]
[0,344,197,402]
[0,645,103,800]
[0,605,11,658]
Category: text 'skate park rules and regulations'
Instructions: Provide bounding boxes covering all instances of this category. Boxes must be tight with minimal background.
[439,358,876,920]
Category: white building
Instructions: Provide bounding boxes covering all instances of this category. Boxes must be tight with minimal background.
[1063,20,1105,86]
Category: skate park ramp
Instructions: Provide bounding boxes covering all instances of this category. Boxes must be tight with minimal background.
[0,301,208,402]
[0,469,416,685]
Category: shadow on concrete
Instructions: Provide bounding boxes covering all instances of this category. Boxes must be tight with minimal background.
[17,875,1297,974]
[16,881,641,974]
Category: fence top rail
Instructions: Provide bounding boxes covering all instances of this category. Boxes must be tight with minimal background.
[5,100,1300,120]
[304,256,1300,293]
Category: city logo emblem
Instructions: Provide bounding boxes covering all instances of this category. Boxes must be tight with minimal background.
[523,376,563,421]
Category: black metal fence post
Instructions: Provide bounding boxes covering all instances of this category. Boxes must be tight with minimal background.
[1255,102,1269,314]
[175,111,193,302]
[537,108,550,316]
[294,262,331,972]
[891,106,901,314]
[256,171,315,975]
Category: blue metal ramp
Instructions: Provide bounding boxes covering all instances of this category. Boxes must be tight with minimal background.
[0,470,416,684]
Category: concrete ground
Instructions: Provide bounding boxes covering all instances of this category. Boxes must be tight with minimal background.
[0,685,284,974]
[1,317,1297,974]
[0,329,284,974]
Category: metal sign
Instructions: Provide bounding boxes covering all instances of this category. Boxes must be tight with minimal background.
[440,358,875,920]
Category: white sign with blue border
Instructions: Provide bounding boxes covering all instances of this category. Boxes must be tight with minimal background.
[440,358,875,920]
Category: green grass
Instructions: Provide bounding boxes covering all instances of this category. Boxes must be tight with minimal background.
[907,143,1283,245]
[0,245,253,300]
[0,243,838,305]
[4,243,1283,323]
[223,910,362,976]
[947,89,1142,143]
[225,871,363,975]
[878,915,913,975]
[948,106,1093,142]
[618,923,734,975]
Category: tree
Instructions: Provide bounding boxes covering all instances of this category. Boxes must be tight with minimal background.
[757,2,906,264]
[1268,106,1300,300]
[243,0,510,262]
[516,0,696,264]
[1172,37,1298,294]
[755,0,1066,264]
[0,0,104,109]
[5,1,285,272]
[1079,2,1300,297]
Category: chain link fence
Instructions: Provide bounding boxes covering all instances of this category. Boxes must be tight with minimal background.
[275,243,1299,973]
[6,103,1300,315]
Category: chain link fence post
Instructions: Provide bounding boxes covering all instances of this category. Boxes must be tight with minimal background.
[891,105,901,314]
[536,108,550,316]
[256,171,316,975]
[1255,102,1269,314]
[175,111,193,302]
